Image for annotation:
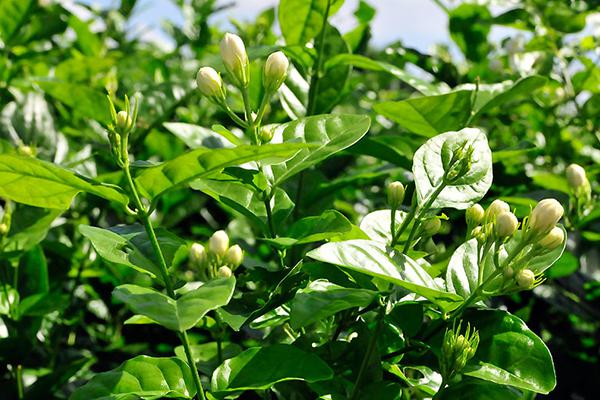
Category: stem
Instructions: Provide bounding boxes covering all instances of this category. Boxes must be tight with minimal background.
[16,364,23,399]
[180,331,206,400]
[221,101,248,129]
[349,307,385,400]
[264,198,276,239]
[400,183,447,252]
[122,161,206,400]
[241,87,258,144]
[306,0,332,116]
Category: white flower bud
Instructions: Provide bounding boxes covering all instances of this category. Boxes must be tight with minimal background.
[259,126,274,143]
[466,204,485,226]
[224,244,243,268]
[116,111,131,132]
[484,200,510,222]
[220,33,249,87]
[189,243,207,267]
[529,199,564,236]
[217,266,233,278]
[537,226,564,250]
[422,218,441,236]
[387,181,405,209]
[196,67,224,99]
[471,226,485,243]
[566,164,588,189]
[209,230,229,257]
[18,145,34,157]
[263,51,289,92]
[516,269,535,289]
[495,211,518,238]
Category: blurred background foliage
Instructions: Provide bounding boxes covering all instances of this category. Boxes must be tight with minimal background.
[0,0,599,398]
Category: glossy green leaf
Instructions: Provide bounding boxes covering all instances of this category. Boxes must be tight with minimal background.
[359,209,408,243]
[289,280,377,329]
[439,377,522,400]
[36,80,111,123]
[113,277,235,331]
[500,226,567,274]
[190,176,293,235]
[545,251,578,279]
[270,114,371,186]
[2,206,62,254]
[374,91,472,137]
[324,54,447,95]
[278,0,343,45]
[79,224,186,281]
[211,344,333,392]
[0,154,129,209]
[0,0,32,45]
[307,239,462,311]
[446,239,482,299]
[463,309,556,394]
[412,128,493,210]
[174,342,243,376]
[135,143,307,202]
[70,355,196,400]
[164,122,234,149]
[264,210,353,247]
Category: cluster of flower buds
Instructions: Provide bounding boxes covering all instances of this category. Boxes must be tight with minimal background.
[189,230,243,281]
[440,322,479,382]
[444,142,475,183]
[106,94,139,167]
[195,33,289,102]
[467,199,519,242]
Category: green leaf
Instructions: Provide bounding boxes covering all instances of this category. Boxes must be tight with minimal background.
[135,143,307,202]
[174,342,243,376]
[211,344,333,392]
[68,14,102,56]
[501,226,566,274]
[324,54,447,95]
[113,278,235,331]
[70,355,196,400]
[36,80,111,124]
[270,114,371,186]
[462,309,556,394]
[545,251,578,279]
[264,210,353,247]
[374,91,472,137]
[543,2,587,33]
[2,206,62,254]
[446,239,484,299]
[412,128,493,210]
[289,280,377,329]
[439,377,522,400]
[79,224,186,281]
[163,122,234,149]
[359,209,408,243]
[0,154,129,209]
[449,4,492,62]
[531,172,570,194]
[190,176,293,235]
[0,0,32,45]
[278,0,343,45]
[307,240,462,311]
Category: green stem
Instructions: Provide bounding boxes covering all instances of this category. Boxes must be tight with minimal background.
[400,183,446,252]
[306,0,332,116]
[263,198,276,239]
[221,101,248,129]
[16,364,23,399]
[241,87,258,144]
[349,307,385,400]
[122,161,206,400]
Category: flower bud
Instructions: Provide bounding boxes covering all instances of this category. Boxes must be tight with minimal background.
[529,199,564,236]
[387,181,405,209]
[220,33,249,87]
[566,164,588,189]
[189,243,207,267]
[209,230,229,257]
[516,269,535,289]
[0,223,8,235]
[495,211,518,238]
[18,145,34,157]
[471,226,485,243]
[537,226,564,250]
[503,266,514,279]
[422,218,441,236]
[484,199,510,222]
[258,126,274,143]
[466,204,484,226]
[263,51,289,92]
[116,111,132,132]
[217,266,233,278]
[224,244,243,268]
[196,67,224,99]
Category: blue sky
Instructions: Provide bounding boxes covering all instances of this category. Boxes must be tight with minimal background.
[78,0,468,52]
